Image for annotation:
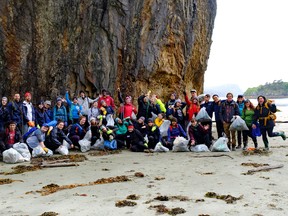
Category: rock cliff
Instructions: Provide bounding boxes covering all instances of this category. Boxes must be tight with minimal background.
[0,0,216,101]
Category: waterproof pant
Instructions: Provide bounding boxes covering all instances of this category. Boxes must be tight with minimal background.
[215,120,224,138]
[130,141,147,152]
[223,122,236,147]
[242,125,257,147]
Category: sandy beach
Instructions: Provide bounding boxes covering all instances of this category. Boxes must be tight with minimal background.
[1,122,288,216]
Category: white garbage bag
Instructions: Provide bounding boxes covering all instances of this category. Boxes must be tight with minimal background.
[229,116,249,131]
[83,130,92,141]
[13,142,31,161]
[91,137,104,150]
[190,144,210,152]
[154,142,169,152]
[195,107,212,122]
[106,114,115,127]
[159,120,171,137]
[32,146,53,157]
[3,148,25,163]
[55,145,69,155]
[78,139,91,152]
[211,137,230,152]
[172,136,189,152]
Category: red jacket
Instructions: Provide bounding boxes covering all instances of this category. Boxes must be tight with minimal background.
[119,103,137,119]
[98,96,115,109]
[185,95,200,121]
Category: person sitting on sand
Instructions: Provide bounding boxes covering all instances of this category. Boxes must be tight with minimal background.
[45,120,73,153]
[124,125,148,152]
[188,118,210,149]
[166,117,187,150]
[0,121,23,152]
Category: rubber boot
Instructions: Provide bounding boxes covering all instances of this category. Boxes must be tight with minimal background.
[264,141,269,151]
[278,131,286,141]
[253,140,258,149]
[242,142,248,151]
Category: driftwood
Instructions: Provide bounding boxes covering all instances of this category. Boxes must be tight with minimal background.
[41,162,79,168]
[191,154,234,159]
[246,164,284,174]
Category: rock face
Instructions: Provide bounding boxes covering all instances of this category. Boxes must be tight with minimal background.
[0,0,216,101]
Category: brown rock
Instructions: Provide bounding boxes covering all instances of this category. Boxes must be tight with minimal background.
[0,0,216,101]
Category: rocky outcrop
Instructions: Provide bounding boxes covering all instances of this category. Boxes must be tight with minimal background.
[0,0,216,101]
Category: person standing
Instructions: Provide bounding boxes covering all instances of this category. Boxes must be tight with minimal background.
[8,93,23,133]
[241,99,258,150]
[219,92,240,151]
[236,95,245,149]
[97,89,115,110]
[211,94,224,138]
[0,97,10,132]
[78,90,97,118]
[200,94,213,142]
[252,95,286,150]
[53,97,68,125]
[22,92,36,134]
[65,91,83,124]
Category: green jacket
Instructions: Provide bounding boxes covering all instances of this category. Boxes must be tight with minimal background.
[241,109,255,126]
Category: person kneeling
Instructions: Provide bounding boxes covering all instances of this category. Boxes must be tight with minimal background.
[188,118,211,149]
[45,120,73,154]
[125,125,148,152]
[25,124,51,155]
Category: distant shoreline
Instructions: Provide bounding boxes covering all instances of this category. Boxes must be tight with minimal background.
[245,96,288,99]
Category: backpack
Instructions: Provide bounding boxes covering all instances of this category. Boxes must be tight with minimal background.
[23,127,38,142]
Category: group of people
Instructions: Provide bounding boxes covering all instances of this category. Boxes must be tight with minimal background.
[0,88,286,157]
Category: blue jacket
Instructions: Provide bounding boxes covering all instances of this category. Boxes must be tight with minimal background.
[53,105,68,122]
[35,108,45,127]
[7,101,23,125]
[200,101,213,118]
[212,100,223,121]
[65,92,83,120]
[167,124,187,142]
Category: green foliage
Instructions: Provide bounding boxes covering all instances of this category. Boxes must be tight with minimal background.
[244,80,288,97]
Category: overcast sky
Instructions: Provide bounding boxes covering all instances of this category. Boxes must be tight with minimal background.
[204,0,288,91]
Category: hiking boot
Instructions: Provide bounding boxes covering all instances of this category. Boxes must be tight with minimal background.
[236,145,242,149]
[279,131,286,141]
[242,142,248,151]
[264,141,269,151]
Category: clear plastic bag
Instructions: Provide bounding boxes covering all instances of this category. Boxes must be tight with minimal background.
[78,139,91,152]
[3,148,25,163]
[195,107,212,122]
[106,114,115,127]
[190,144,210,152]
[172,136,189,152]
[32,146,53,157]
[13,142,31,161]
[91,137,104,150]
[229,116,249,131]
[211,137,230,152]
[55,145,69,155]
[83,130,92,141]
[159,120,171,137]
[154,142,169,152]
